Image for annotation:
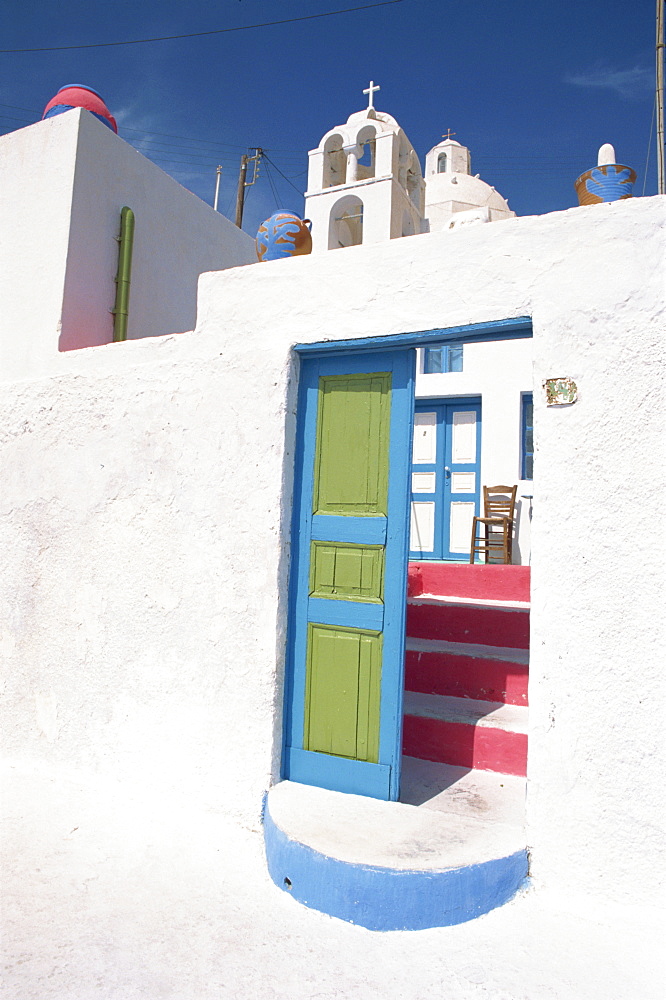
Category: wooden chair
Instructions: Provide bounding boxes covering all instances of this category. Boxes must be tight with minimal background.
[470,485,518,564]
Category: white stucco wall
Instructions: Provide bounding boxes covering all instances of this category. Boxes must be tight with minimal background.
[0,110,256,381]
[0,114,77,381]
[62,110,256,351]
[1,196,664,916]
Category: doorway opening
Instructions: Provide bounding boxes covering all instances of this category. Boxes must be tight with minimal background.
[283,319,532,804]
[409,398,482,561]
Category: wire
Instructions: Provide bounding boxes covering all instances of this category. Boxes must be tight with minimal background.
[0,113,35,124]
[134,154,220,169]
[125,136,304,160]
[126,141,238,162]
[0,2,404,53]
[0,103,309,161]
[0,117,605,176]
[263,158,283,210]
[643,95,656,195]
[263,152,304,196]
[119,125,253,149]
[0,105,261,150]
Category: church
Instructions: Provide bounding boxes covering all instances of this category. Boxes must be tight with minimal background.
[0,79,663,963]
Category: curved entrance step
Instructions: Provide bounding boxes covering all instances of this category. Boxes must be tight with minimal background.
[264,759,528,931]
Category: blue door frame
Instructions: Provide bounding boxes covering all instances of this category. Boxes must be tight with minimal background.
[282,318,532,802]
[283,348,415,801]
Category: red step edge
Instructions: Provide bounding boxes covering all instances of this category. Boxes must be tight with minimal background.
[408,562,530,603]
[407,602,530,650]
[405,649,528,706]
[402,715,527,777]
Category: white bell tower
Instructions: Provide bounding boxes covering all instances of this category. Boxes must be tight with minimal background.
[304,82,425,251]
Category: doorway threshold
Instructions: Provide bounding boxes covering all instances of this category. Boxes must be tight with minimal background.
[263,760,527,931]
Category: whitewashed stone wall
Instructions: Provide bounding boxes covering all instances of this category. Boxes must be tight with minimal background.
[0,109,255,382]
[0,196,663,914]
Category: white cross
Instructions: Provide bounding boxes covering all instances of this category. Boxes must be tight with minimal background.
[363,80,380,111]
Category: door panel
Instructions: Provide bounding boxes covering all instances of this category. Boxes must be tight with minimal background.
[451,409,477,462]
[449,501,477,553]
[284,349,415,801]
[304,624,382,761]
[314,373,390,515]
[409,399,481,560]
[412,411,438,463]
[410,501,436,552]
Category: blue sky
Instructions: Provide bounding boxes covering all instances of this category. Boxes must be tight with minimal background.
[0,0,660,236]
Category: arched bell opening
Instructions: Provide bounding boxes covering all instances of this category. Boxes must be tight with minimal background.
[406,151,423,210]
[355,125,378,181]
[328,195,364,250]
[322,134,347,189]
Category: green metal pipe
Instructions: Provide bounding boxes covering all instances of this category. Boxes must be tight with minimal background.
[112,206,135,342]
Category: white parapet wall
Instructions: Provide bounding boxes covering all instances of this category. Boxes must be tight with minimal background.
[0,109,256,382]
[0,194,664,917]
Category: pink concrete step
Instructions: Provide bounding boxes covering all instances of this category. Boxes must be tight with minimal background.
[407,598,530,650]
[402,692,528,777]
[405,638,529,706]
[408,562,530,603]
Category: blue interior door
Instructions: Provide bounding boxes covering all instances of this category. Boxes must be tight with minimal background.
[409,399,481,560]
[283,348,415,801]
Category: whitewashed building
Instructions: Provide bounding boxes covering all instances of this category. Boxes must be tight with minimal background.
[0,108,255,381]
[0,98,664,988]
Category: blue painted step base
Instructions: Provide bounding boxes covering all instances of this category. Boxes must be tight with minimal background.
[263,772,529,932]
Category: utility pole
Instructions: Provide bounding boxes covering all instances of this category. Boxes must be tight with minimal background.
[234,148,263,229]
[234,154,248,228]
[213,165,222,212]
[657,0,665,193]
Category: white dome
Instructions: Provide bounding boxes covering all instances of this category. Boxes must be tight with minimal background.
[423,136,514,231]
[428,171,512,213]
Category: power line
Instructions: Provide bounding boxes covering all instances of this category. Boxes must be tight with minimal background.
[0,116,621,173]
[0,103,308,155]
[118,124,258,149]
[125,136,304,159]
[0,2,404,53]
[122,133,306,162]
[0,113,34,124]
[263,152,305,197]
[263,159,282,210]
[643,95,657,195]
[125,140,240,160]
[134,154,227,168]
[0,103,37,113]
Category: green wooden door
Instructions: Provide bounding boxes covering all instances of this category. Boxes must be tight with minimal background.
[284,349,414,800]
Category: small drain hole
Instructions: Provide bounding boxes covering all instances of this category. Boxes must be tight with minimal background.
[283,876,292,890]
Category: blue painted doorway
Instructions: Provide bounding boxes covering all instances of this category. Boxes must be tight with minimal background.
[409,399,482,560]
[283,348,415,801]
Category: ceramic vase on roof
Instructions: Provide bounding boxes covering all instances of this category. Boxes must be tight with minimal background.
[42,85,117,133]
[574,164,636,205]
[256,212,313,262]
